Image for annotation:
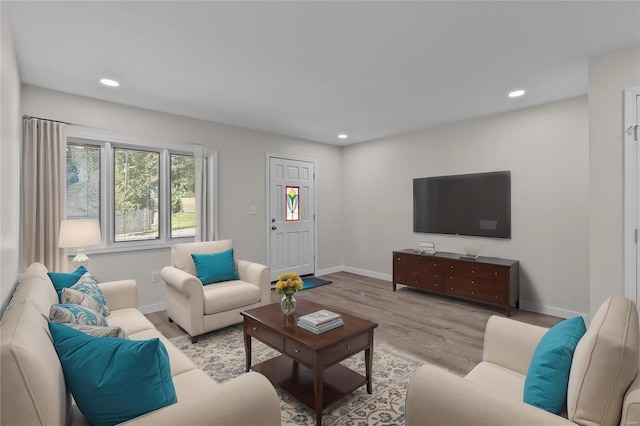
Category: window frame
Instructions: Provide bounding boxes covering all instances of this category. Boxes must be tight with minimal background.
[66,134,217,254]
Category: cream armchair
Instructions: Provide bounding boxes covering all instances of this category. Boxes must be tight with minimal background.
[406,295,640,426]
[160,240,270,343]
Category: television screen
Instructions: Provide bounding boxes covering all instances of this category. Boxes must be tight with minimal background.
[413,171,511,239]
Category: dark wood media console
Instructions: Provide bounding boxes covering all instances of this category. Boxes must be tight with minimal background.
[392,250,519,316]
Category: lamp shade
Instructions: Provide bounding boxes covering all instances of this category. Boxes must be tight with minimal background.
[58,219,101,248]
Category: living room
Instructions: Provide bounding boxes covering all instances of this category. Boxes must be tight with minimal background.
[1,2,640,425]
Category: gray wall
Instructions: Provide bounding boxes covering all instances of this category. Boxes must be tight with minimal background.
[1,2,22,311]
[342,96,590,318]
[20,85,343,311]
[589,45,640,316]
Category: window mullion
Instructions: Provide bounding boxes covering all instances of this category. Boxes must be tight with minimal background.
[104,142,114,246]
[160,149,171,242]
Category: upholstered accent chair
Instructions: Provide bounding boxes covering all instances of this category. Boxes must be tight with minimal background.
[406,295,640,426]
[161,240,270,343]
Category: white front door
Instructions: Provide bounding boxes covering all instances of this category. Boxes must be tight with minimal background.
[268,156,315,281]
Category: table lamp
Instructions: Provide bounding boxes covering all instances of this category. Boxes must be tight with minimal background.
[58,219,102,268]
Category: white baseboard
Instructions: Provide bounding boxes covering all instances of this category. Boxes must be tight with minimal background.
[519,301,590,323]
[316,266,343,276]
[139,302,166,314]
[342,266,392,282]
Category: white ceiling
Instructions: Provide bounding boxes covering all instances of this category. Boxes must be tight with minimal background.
[7,1,640,145]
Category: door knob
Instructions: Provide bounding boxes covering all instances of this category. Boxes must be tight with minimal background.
[271,218,276,223]
[272,226,277,230]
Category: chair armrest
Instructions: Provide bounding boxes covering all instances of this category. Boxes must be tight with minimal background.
[98,280,138,310]
[406,365,576,426]
[483,316,549,375]
[160,266,204,299]
[236,260,270,304]
[622,373,640,426]
[122,372,281,426]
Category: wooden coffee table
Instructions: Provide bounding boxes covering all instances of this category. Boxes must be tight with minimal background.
[241,299,378,426]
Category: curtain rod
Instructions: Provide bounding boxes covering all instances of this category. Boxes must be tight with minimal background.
[22,115,72,125]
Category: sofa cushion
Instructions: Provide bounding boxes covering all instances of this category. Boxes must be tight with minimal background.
[465,361,527,401]
[49,304,108,326]
[66,324,128,338]
[49,322,177,426]
[203,280,261,315]
[567,295,639,426]
[192,248,239,284]
[172,239,233,276]
[47,266,87,299]
[523,316,586,414]
[68,272,110,316]
[128,328,198,376]
[61,288,106,318]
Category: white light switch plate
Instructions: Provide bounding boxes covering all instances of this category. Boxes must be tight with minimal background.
[248,205,258,215]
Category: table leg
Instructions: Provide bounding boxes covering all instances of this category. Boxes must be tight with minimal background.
[365,346,373,394]
[314,366,324,426]
[244,325,252,372]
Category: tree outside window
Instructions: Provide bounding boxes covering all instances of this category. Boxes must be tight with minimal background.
[66,144,100,220]
[170,154,196,238]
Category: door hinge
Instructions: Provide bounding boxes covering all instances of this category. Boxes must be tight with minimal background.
[635,228,638,244]
[635,125,638,142]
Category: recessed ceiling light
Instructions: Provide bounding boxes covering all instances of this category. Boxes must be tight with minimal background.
[508,89,525,98]
[338,134,348,139]
[100,78,120,87]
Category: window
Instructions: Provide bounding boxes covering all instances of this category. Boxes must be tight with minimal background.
[65,138,215,250]
[114,148,160,242]
[170,154,196,238]
[66,144,100,220]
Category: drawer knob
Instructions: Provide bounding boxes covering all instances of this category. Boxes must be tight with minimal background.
[494,295,498,299]
[434,263,437,267]
[471,270,475,274]
[494,272,498,276]
[252,327,256,331]
[294,348,300,353]
[346,345,350,350]
[471,291,474,294]
[414,260,418,264]
[450,265,454,269]
[433,284,437,287]
[471,280,474,284]
[435,274,438,277]
[397,257,400,261]
[450,287,454,290]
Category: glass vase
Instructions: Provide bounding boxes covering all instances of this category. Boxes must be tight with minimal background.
[281,294,296,315]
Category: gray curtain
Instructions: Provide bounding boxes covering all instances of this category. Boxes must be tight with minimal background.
[21,117,67,272]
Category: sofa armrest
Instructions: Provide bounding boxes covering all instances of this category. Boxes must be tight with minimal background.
[483,316,549,375]
[406,365,576,426]
[122,372,281,426]
[236,260,270,304]
[98,280,138,310]
[622,373,640,426]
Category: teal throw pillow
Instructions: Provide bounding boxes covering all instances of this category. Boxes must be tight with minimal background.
[48,322,176,426]
[69,272,109,316]
[47,266,88,300]
[49,303,108,326]
[523,316,587,413]
[191,248,239,285]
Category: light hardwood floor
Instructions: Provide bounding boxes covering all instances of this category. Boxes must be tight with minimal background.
[146,271,562,376]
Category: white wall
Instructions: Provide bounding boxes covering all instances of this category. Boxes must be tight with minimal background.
[342,96,590,318]
[0,3,22,312]
[21,85,343,311]
[589,45,640,316]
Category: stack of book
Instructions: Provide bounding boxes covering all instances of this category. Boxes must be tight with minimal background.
[297,309,344,334]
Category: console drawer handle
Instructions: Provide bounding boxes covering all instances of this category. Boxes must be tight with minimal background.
[294,348,300,353]
[346,345,350,350]
[252,327,256,331]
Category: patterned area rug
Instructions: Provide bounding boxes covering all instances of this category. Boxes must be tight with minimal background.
[170,324,424,425]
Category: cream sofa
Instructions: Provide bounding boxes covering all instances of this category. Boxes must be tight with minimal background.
[406,295,639,426]
[161,240,271,343]
[0,262,281,425]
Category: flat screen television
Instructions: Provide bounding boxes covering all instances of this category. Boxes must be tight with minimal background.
[413,171,511,239]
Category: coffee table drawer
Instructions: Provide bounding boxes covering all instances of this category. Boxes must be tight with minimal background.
[246,319,284,351]
[285,338,313,365]
[324,333,369,366]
